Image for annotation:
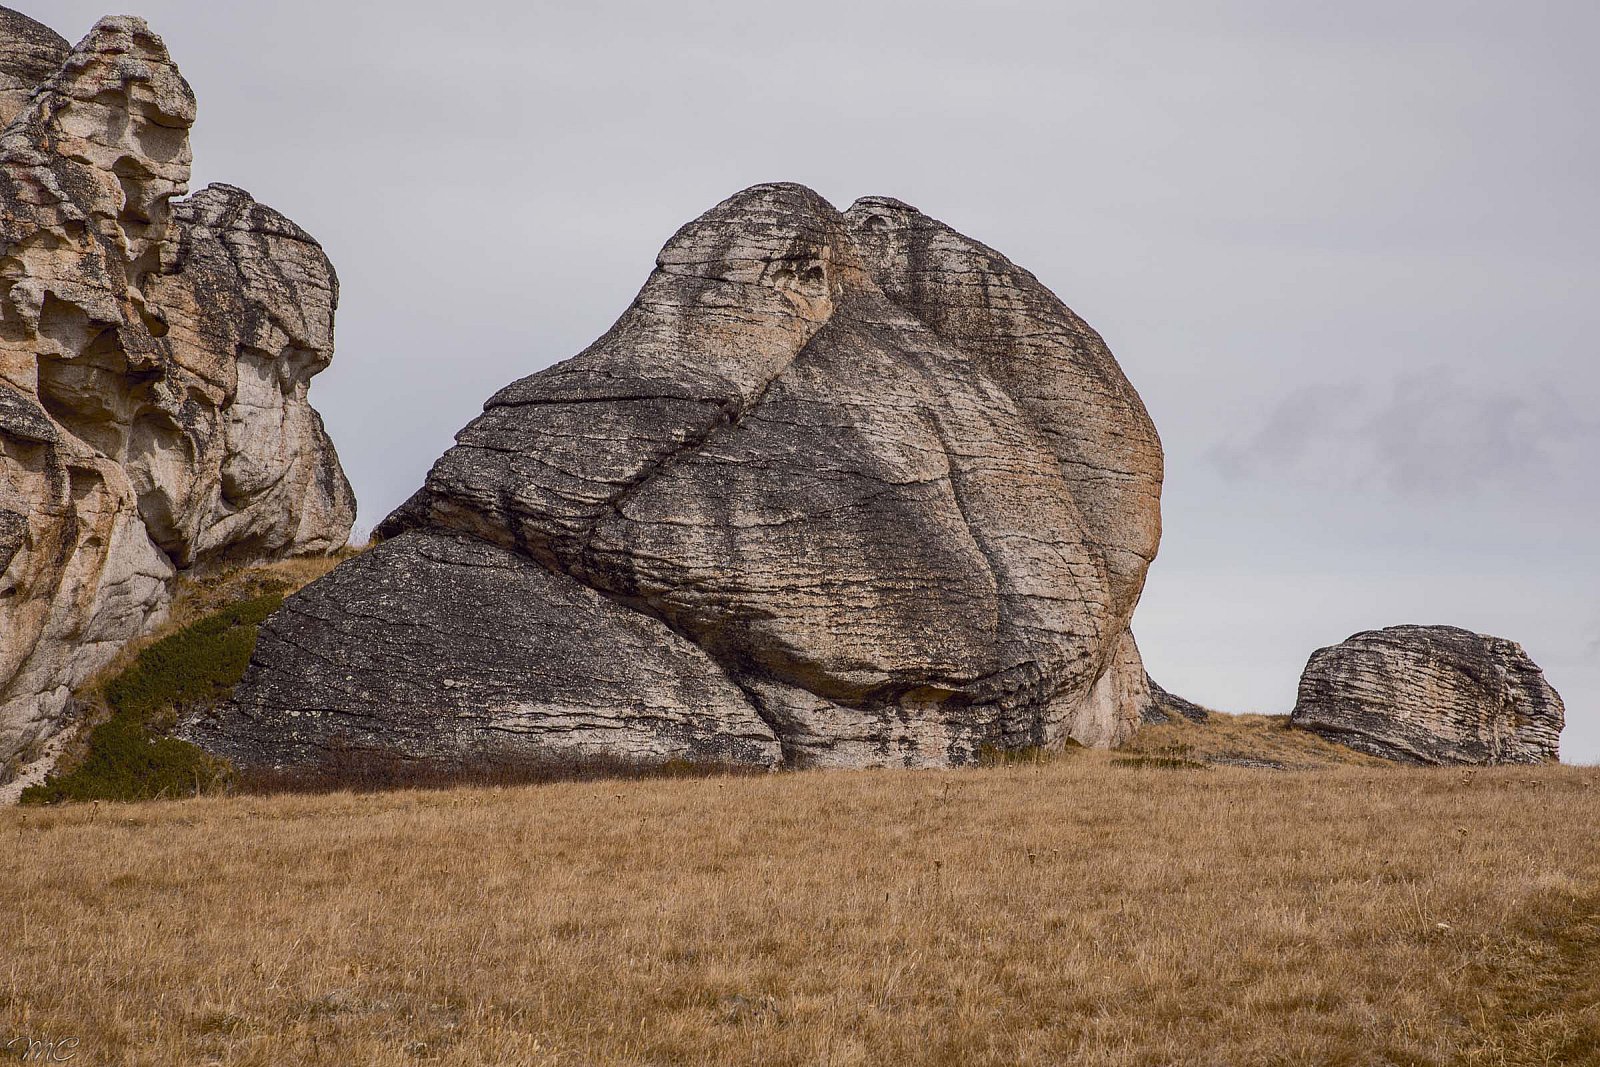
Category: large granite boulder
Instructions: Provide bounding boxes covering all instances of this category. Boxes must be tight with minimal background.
[190,183,1163,772]
[1290,625,1564,764]
[0,10,355,762]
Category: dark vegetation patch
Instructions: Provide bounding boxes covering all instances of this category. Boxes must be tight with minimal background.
[20,595,282,805]
[232,750,763,798]
[1110,755,1210,771]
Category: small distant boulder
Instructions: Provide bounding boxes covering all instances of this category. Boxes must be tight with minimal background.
[1290,625,1563,765]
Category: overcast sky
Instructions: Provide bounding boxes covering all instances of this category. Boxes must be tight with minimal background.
[38,0,1598,762]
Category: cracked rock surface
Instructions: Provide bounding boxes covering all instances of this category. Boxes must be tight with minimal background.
[0,9,354,761]
[1290,625,1564,765]
[195,182,1163,771]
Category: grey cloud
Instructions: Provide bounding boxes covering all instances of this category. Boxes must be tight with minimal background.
[1212,372,1597,499]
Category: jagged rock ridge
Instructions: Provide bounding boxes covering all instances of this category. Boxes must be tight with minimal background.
[191,182,1163,772]
[0,9,355,762]
[1290,625,1564,765]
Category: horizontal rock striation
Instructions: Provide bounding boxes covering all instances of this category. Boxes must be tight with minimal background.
[186,529,782,769]
[0,9,354,761]
[194,182,1163,772]
[1290,625,1564,765]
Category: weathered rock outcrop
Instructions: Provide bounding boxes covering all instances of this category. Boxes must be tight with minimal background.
[190,182,1162,772]
[0,10,354,762]
[1141,676,1210,724]
[1290,626,1564,764]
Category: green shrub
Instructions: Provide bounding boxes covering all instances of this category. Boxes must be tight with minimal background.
[19,594,281,805]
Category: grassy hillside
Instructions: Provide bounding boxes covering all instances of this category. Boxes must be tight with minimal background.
[1119,708,1393,769]
[3,758,1595,1065]
[13,564,1591,1061]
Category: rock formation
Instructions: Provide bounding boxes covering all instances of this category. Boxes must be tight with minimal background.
[1290,626,1564,764]
[1141,676,1210,724]
[0,9,355,762]
[190,182,1163,772]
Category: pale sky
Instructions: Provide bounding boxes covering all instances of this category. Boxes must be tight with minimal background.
[35,0,1599,762]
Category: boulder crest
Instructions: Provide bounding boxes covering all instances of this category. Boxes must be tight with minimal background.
[190,182,1164,771]
[0,9,355,762]
[1290,625,1564,765]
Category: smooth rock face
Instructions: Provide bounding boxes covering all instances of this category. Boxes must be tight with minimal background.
[186,530,783,769]
[1290,626,1564,765]
[0,12,354,760]
[204,182,1163,771]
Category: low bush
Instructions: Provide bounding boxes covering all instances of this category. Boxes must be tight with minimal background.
[20,594,283,805]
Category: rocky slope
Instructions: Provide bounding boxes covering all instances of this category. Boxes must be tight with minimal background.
[190,183,1163,772]
[1290,626,1564,765]
[0,9,354,764]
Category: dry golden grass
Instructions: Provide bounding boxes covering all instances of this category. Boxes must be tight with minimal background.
[3,755,1597,1065]
[1120,711,1394,769]
[165,555,351,631]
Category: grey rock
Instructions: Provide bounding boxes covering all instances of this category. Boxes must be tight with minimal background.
[1290,625,1564,765]
[1203,756,1296,770]
[184,529,781,769]
[0,7,67,129]
[0,13,354,761]
[1142,676,1210,724]
[206,182,1164,772]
